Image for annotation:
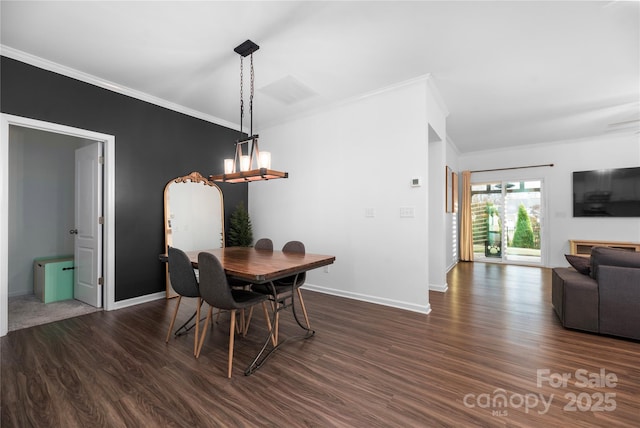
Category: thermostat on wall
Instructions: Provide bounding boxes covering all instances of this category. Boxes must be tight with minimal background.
[411,177,422,187]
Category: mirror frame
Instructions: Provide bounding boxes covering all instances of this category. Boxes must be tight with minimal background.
[163,171,224,298]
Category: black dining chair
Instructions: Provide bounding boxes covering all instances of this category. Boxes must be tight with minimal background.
[252,240,310,345]
[166,246,202,356]
[196,251,270,378]
[217,239,272,330]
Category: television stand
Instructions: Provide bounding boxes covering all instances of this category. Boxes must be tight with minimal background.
[569,239,640,257]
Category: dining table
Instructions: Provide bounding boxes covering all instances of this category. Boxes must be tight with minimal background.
[184,246,335,284]
[161,246,336,375]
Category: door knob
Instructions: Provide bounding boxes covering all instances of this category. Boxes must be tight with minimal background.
[69,229,78,235]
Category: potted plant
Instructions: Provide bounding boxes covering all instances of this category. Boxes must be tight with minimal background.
[227,201,253,247]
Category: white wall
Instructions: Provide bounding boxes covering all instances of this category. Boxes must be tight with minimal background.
[8,127,85,296]
[426,80,453,291]
[459,133,640,267]
[249,77,447,313]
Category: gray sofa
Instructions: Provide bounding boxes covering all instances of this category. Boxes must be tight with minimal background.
[552,246,640,340]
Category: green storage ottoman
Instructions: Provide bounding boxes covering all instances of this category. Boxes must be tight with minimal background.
[33,256,74,303]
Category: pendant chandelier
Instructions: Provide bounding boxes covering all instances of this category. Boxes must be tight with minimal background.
[210,40,288,183]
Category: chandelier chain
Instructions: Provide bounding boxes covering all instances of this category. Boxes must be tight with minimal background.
[250,53,254,137]
[239,57,244,139]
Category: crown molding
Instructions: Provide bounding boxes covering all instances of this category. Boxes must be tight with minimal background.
[0,45,240,131]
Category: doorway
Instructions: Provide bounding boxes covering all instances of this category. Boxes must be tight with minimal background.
[0,114,116,337]
[8,127,100,331]
[471,179,543,265]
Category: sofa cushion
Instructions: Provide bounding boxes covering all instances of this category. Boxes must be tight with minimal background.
[590,247,640,280]
[565,254,590,275]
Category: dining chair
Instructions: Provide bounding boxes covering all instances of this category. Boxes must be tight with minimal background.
[166,246,202,356]
[254,238,274,251]
[219,239,271,330]
[252,240,310,345]
[196,251,270,378]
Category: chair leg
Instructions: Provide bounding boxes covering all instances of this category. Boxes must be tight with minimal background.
[274,306,280,345]
[262,302,276,346]
[242,306,255,336]
[243,306,256,336]
[234,309,244,334]
[296,288,311,329]
[228,309,236,378]
[165,296,182,343]
[239,309,246,335]
[268,300,282,345]
[194,297,201,356]
[196,306,214,359]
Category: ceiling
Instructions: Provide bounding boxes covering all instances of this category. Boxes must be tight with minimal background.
[1,1,638,153]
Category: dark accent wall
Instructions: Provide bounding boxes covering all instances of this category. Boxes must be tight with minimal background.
[1,56,247,301]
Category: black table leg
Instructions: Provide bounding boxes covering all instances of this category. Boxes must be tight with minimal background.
[244,275,315,376]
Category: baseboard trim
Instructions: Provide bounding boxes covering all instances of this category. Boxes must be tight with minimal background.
[109,291,165,311]
[8,290,31,298]
[108,285,435,315]
[303,284,431,315]
[430,283,448,293]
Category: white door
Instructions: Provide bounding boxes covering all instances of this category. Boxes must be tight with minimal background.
[73,143,103,307]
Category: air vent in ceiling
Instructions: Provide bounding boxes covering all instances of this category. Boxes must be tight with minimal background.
[259,75,317,106]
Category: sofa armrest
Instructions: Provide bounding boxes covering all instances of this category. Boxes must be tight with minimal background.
[552,267,599,332]
[598,265,640,340]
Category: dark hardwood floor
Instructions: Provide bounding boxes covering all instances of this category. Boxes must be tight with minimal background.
[2,262,639,427]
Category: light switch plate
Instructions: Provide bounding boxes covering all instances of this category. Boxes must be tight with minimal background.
[400,207,415,218]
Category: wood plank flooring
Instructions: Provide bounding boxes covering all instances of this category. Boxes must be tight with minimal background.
[2,262,639,427]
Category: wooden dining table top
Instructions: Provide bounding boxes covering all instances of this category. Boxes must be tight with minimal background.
[184,247,336,284]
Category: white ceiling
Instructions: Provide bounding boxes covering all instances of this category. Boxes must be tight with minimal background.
[1,1,638,153]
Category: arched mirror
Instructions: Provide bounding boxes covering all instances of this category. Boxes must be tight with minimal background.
[164,171,224,298]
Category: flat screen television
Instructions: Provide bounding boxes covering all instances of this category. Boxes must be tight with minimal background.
[573,167,640,217]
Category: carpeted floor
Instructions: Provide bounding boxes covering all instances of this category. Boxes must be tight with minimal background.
[8,294,100,332]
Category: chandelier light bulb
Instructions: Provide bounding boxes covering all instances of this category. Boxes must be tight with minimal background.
[240,155,251,172]
[224,159,235,174]
[259,151,271,169]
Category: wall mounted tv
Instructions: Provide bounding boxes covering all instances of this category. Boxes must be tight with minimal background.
[573,167,640,217]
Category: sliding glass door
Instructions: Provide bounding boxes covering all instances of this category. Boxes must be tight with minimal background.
[471,180,542,265]
[471,183,504,259]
